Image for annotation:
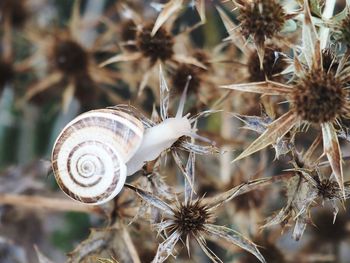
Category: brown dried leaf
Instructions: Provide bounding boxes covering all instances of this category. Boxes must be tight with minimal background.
[233,111,297,162]
[23,71,63,101]
[97,259,119,263]
[159,65,169,121]
[302,0,318,68]
[206,178,272,210]
[151,0,183,36]
[321,122,345,197]
[173,54,207,69]
[69,0,81,41]
[151,231,181,263]
[67,226,135,263]
[216,6,246,54]
[99,52,142,67]
[125,184,174,216]
[171,151,195,192]
[220,80,292,95]
[204,224,266,263]
[195,0,206,23]
[194,234,222,263]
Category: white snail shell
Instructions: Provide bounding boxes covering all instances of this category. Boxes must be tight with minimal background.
[51,109,144,205]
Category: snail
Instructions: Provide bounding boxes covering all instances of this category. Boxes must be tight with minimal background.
[51,70,196,205]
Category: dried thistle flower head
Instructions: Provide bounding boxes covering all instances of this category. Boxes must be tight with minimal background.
[136,23,174,64]
[262,142,350,241]
[126,176,269,263]
[171,50,210,94]
[221,1,350,196]
[238,0,286,45]
[247,46,286,82]
[291,67,347,124]
[21,1,122,110]
[101,4,208,96]
[124,145,271,263]
[316,178,340,200]
[53,39,89,76]
[172,64,202,94]
[173,199,212,236]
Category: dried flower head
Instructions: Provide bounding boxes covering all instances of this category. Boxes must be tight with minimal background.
[126,172,270,263]
[173,199,211,236]
[136,23,174,64]
[247,46,286,82]
[53,39,89,75]
[262,143,350,241]
[172,64,201,94]
[238,0,286,45]
[218,1,297,68]
[100,5,207,96]
[21,2,121,110]
[291,68,347,124]
[316,178,340,200]
[221,1,350,196]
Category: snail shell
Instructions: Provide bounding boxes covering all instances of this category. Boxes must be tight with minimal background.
[51,109,144,205]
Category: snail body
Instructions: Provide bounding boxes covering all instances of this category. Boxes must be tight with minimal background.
[126,115,192,175]
[51,106,192,204]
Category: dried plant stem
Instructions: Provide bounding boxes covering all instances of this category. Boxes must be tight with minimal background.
[121,226,142,263]
[219,101,233,183]
[0,193,105,216]
[320,0,336,49]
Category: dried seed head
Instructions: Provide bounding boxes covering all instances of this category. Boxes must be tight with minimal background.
[0,60,14,90]
[238,0,286,44]
[53,40,89,75]
[292,68,347,124]
[136,23,174,64]
[247,47,286,81]
[0,0,28,28]
[340,13,350,47]
[316,179,339,199]
[174,200,211,236]
[172,64,201,94]
[120,19,138,51]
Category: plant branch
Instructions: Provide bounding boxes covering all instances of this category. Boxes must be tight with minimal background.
[0,193,105,216]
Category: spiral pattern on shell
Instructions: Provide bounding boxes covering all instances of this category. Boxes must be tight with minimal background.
[51,109,144,204]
